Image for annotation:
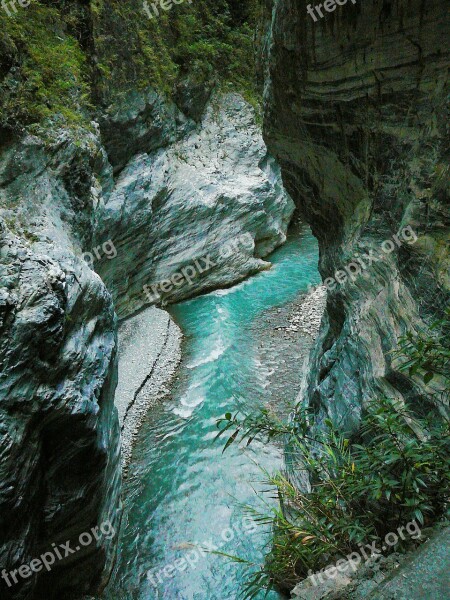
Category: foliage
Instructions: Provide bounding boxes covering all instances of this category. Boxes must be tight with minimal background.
[0,3,92,132]
[0,0,262,133]
[216,309,450,598]
[393,306,450,385]
[92,0,262,103]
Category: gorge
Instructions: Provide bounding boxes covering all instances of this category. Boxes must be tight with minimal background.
[102,226,322,600]
[0,1,449,599]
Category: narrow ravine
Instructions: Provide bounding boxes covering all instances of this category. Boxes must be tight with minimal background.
[102,225,321,600]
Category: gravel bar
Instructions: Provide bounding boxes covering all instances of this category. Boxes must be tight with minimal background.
[115,306,182,473]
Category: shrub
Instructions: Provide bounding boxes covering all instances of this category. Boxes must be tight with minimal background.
[0,0,262,133]
[216,308,450,598]
[0,3,92,132]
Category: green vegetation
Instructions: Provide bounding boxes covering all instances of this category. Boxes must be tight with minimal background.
[393,307,450,387]
[0,3,92,133]
[92,0,262,106]
[0,0,262,134]
[216,309,450,598]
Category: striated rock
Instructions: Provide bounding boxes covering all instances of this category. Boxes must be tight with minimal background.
[0,133,122,599]
[263,0,450,432]
[262,0,449,593]
[95,93,295,318]
[99,87,194,174]
[0,87,294,598]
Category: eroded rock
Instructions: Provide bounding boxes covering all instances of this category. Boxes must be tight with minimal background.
[95,93,295,318]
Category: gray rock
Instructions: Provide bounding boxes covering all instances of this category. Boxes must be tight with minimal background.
[366,527,450,600]
[115,306,182,471]
[291,526,450,600]
[262,0,450,594]
[0,89,293,598]
[0,133,121,599]
[95,92,295,318]
[263,0,450,434]
[99,87,194,174]
[174,77,215,122]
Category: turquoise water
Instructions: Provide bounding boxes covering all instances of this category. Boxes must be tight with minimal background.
[103,226,320,600]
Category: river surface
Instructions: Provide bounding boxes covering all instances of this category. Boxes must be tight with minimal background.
[103,226,320,600]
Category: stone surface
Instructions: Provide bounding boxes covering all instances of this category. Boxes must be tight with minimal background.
[0,87,294,598]
[174,77,215,122]
[116,306,182,471]
[0,133,121,599]
[366,527,450,600]
[291,527,450,600]
[291,563,354,599]
[286,286,326,338]
[262,0,449,594]
[263,0,450,436]
[251,280,327,423]
[95,93,295,318]
[98,87,194,174]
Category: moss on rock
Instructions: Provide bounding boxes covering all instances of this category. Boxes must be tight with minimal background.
[0,0,262,135]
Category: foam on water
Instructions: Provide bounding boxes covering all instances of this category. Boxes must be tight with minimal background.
[102,225,321,600]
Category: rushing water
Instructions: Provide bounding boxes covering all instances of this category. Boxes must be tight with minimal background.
[103,226,320,600]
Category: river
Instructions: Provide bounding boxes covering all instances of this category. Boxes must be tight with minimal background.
[102,225,320,600]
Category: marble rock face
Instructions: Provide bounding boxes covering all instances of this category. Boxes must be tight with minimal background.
[95,93,295,318]
[0,133,122,599]
[0,89,294,598]
[263,0,449,432]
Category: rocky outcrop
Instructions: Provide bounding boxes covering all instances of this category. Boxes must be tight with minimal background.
[262,1,449,592]
[264,0,449,432]
[0,133,121,599]
[0,3,291,599]
[98,88,194,174]
[95,93,294,318]
[290,525,450,599]
[0,88,294,598]
[174,77,215,123]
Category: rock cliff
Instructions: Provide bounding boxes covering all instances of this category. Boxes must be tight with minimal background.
[0,2,292,597]
[1,0,448,597]
[95,93,294,318]
[264,0,449,432]
[0,132,121,599]
[0,86,292,597]
[262,0,449,592]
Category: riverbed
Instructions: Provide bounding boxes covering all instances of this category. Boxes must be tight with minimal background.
[102,225,322,600]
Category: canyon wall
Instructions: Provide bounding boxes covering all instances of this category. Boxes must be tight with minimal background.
[95,92,293,318]
[0,50,292,600]
[0,132,122,599]
[263,0,449,435]
[0,2,282,596]
[2,0,448,597]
